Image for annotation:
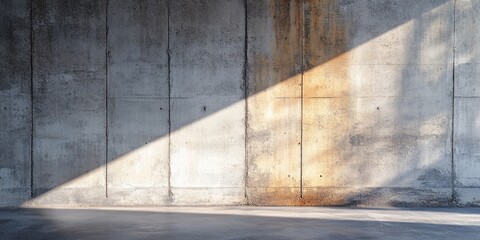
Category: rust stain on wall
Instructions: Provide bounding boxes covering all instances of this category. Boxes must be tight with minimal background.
[247,0,354,205]
[246,0,303,205]
[302,0,352,205]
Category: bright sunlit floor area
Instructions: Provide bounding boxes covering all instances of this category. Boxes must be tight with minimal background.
[1,207,480,239]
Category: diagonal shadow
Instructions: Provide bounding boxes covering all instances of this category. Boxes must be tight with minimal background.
[0,0,456,206]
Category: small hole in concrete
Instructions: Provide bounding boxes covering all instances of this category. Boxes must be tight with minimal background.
[376,107,380,110]
[203,106,207,111]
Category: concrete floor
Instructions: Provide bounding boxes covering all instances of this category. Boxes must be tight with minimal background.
[1,207,480,239]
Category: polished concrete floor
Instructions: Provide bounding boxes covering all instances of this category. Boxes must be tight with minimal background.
[1,207,480,239]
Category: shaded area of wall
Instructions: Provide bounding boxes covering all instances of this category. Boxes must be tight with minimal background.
[31,0,107,204]
[0,0,479,207]
[0,0,31,205]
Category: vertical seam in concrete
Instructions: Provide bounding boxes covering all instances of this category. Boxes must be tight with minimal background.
[451,0,457,205]
[105,0,109,198]
[167,0,172,201]
[300,0,305,199]
[243,0,249,202]
[30,0,34,198]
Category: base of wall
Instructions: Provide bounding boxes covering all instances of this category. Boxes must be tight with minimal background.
[247,187,456,207]
[8,186,480,207]
[455,188,480,206]
[0,188,30,206]
[170,187,245,206]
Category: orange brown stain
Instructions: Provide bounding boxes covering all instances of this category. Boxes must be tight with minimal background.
[302,0,352,205]
[247,0,303,205]
[248,0,353,206]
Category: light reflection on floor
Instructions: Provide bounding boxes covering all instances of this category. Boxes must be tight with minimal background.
[1,207,479,239]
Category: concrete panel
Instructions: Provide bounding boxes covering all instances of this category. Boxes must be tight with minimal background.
[106,0,169,205]
[0,0,31,206]
[455,0,480,97]
[31,0,106,205]
[303,0,351,205]
[304,0,452,67]
[169,0,246,205]
[246,0,303,205]
[454,0,480,206]
[302,0,453,206]
[454,99,480,204]
[455,188,480,206]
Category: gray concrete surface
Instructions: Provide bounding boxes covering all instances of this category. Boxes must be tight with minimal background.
[1,0,480,207]
[454,0,480,206]
[31,0,107,205]
[106,0,170,206]
[169,0,246,205]
[0,0,31,206]
[1,207,480,239]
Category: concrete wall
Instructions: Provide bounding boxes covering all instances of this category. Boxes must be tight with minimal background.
[454,0,480,206]
[31,0,107,205]
[1,0,479,207]
[106,0,170,205]
[0,0,31,205]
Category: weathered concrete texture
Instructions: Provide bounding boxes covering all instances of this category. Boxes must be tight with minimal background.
[455,0,480,97]
[302,0,454,206]
[454,0,480,206]
[302,0,352,205]
[454,100,480,186]
[454,98,480,206]
[246,0,303,205]
[0,0,31,205]
[31,0,107,205]
[2,0,480,207]
[106,0,169,205]
[169,0,246,205]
